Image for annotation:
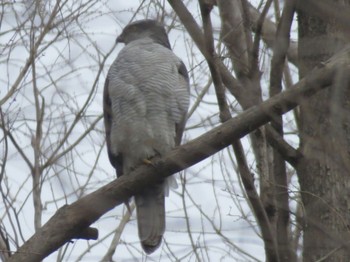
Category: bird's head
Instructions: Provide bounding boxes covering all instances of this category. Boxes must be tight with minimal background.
[116,19,171,49]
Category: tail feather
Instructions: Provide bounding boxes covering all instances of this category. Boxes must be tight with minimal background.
[135,183,165,254]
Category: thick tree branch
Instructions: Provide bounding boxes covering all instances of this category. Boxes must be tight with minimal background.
[265,126,301,167]
[8,47,350,261]
[217,0,251,76]
[199,0,230,122]
[269,1,297,261]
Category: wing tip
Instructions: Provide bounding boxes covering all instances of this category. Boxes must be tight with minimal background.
[141,238,162,254]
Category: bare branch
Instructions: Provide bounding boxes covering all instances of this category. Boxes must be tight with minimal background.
[232,140,279,262]
[250,0,273,78]
[247,1,298,67]
[101,204,135,261]
[0,0,62,106]
[269,1,297,260]
[217,0,251,76]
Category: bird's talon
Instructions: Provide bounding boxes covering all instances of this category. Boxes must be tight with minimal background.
[143,158,155,167]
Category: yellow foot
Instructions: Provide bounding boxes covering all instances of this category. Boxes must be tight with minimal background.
[142,158,155,167]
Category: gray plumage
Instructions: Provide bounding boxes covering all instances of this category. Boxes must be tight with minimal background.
[103,19,189,254]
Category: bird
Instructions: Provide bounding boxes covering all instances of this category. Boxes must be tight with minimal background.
[103,19,190,254]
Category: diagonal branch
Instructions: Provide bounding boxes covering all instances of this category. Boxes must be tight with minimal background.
[8,48,349,261]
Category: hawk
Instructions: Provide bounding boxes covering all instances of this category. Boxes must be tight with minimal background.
[103,19,190,254]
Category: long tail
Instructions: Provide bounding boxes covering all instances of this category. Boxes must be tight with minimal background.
[135,183,165,254]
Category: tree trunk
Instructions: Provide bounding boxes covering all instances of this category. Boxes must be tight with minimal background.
[297,1,350,261]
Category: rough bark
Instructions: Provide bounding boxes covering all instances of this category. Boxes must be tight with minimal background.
[297,1,350,261]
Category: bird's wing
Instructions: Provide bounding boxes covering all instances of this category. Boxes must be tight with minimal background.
[174,60,190,146]
[104,39,190,253]
[103,76,123,177]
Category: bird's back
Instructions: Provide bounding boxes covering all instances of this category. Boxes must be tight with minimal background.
[107,39,187,172]
[104,22,189,253]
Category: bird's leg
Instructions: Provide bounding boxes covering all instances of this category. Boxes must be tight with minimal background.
[142,149,160,167]
[142,158,158,169]
[142,158,154,166]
